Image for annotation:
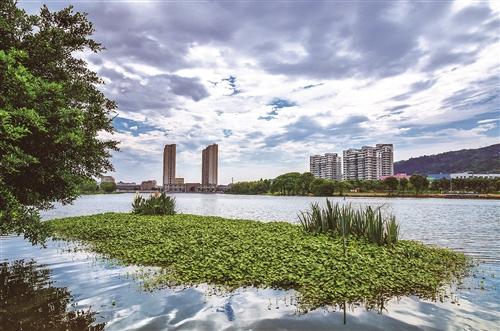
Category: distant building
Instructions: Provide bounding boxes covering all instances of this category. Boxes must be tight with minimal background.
[116,181,140,191]
[376,144,394,178]
[202,144,218,185]
[343,144,394,180]
[427,173,451,181]
[309,153,342,180]
[163,144,176,186]
[100,176,115,184]
[174,178,184,185]
[380,173,411,181]
[450,172,500,179]
[140,180,157,191]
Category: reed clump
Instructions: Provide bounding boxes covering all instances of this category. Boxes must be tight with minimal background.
[132,193,176,216]
[298,200,399,246]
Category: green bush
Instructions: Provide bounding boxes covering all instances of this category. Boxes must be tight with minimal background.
[132,193,176,215]
[100,182,116,193]
[298,200,399,245]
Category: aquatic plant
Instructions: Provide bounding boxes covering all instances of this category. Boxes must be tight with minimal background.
[298,201,400,246]
[132,193,176,215]
[48,213,469,312]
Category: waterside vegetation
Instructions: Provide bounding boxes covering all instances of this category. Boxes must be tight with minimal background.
[299,201,399,246]
[48,212,469,312]
[132,193,176,216]
[226,172,500,197]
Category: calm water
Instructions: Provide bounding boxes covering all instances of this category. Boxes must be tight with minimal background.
[1,194,499,330]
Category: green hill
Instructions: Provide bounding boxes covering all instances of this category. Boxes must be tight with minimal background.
[394,144,500,175]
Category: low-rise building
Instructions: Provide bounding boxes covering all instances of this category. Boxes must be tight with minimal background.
[116,181,140,191]
[100,175,115,184]
[450,172,500,179]
[140,180,157,191]
[427,173,451,181]
[380,173,411,181]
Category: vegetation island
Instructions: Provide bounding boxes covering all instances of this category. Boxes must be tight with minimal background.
[47,194,469,313]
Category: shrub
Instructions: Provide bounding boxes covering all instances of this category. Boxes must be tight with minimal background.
[298,200,399,246]
[100,182,116,193]
[132,193,176,215]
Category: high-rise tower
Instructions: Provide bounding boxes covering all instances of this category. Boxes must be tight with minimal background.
[163,144,176,187]
[202,144,218,185]
[309,153,342,180]
[342,144,394,180]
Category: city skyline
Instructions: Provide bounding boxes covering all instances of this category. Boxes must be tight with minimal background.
[22,1,498,184]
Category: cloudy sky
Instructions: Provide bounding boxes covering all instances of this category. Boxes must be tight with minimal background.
[21,0,500,184]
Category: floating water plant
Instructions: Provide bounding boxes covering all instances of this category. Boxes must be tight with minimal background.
[48,213,469,312]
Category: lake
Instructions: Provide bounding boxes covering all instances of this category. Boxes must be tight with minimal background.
[1,193,499,330]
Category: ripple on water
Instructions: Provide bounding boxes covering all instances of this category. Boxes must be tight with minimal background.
[4,194,499,330]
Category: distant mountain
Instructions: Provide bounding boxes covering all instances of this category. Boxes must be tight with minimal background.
[394,144,500,175]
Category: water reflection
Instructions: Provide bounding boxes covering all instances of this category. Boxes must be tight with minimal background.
[6,194,499,330]
[0,260,104,331]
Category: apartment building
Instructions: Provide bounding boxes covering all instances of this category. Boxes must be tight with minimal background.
[309,153,342,180]
[343,144,394,180]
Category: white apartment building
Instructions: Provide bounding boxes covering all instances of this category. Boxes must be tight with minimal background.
[343,144,394,180]
[310,153,342,180]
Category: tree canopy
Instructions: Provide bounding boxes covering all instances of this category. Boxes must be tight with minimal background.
[0,1,117,242]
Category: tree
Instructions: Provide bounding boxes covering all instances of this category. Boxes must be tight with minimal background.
[410,175,429,195]
[399,178,409,193]
[383,177,399,193]
[271,172,301,195]
[100,182,116,193]
[297,172,315,195]
[310,178,335,196]
[0,2,118,242]
[78,179,99,194]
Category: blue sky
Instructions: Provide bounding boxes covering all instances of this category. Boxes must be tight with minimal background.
[21,1,500,184]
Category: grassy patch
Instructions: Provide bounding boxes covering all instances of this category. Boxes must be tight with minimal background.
[47,213,469,311]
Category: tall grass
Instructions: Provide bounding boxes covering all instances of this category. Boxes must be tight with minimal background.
[298,200,399,246]
[132,193,176,216]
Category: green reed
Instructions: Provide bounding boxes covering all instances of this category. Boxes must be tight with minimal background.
[132,193,176,216]
[298,200,399,246]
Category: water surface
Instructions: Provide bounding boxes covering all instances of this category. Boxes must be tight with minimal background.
[2,194,499,330]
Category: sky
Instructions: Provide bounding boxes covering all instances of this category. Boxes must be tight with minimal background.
[20,0,500,184]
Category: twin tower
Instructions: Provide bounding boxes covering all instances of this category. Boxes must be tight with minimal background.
[163,144,218,189]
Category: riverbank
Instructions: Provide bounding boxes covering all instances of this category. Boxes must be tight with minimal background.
[227,192,500,199]
[47,213,469,311]
[339,192,500,199]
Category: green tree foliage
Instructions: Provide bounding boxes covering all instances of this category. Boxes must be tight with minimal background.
[78,178,99,194]
[227,172,499,197]
[297,172,315,195]
[99,182,116,193]
[383,176,399,193]
[310,178,335,196]
[430,177,500,193]
[399,177,409,192]
[270,172,302,195]
[0,2,117,242]
[410,175,429,195]
[226,179,271,195]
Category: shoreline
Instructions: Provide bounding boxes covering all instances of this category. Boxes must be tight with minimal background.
[225,192,500,200]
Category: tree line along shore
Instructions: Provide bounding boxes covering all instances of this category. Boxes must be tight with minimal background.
[225,172,500,198]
